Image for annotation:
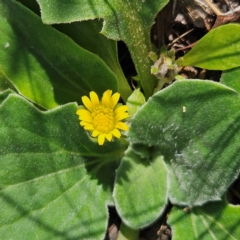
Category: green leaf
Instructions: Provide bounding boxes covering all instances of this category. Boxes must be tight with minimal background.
[0,89,14,104]
[0,0,117,109]
[221,67,240,93]
[168,199,240,240]
[177,24,240,70]
[113,145,168,229]
[129,80,240,206]
[0,92,125,239]
[37,0,169,98]
[0,72,15,92]
[55,20,132,103]
[126,88,146,117]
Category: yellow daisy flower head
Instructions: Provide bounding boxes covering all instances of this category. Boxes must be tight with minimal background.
[76,90,129,145]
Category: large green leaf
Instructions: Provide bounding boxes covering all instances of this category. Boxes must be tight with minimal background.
[177,24,240,70]
[16,0,132,102]
[128,80,240,206]
[0,0,117,109]
[168,199,240,240]
[54,20,132,102]
[37,0,169,98]
[0,92,125,239]
[113,145,168,229]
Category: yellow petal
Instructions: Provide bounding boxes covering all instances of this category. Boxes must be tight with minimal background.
[114,105,129,115]
[79,114,92,122]
[84,124,94,131]
[115,122,129,130]
[98,134,106,145]
[115,112,129,121]
[102,90,112,107]
[108,92,120,109]
[82,96,94,111]
[76,109,91,116]
[90,91,100,109]
[80,121,88,126]
[105,133,113,141]
[92,130,100,137]
[111,129,121,138]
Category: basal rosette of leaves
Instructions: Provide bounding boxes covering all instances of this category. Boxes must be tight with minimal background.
[2,0,240,239]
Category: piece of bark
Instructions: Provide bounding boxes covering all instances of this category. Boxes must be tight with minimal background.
[212,6,240,28]
[177,0,215,29]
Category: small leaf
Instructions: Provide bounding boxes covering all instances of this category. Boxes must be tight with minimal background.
[168,199,240,240]
[126,88,146,117]
[221,67,240,93]
[177,24,240,70]
[0,0,118,109]
[129,80,240,206]
[148,51,158,62]
[113,145,168,229]
[0,92,124,239]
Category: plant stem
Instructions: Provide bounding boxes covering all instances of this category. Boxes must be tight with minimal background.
[125,32,157,99]
[204,0,223,15]
[119,2,158,99]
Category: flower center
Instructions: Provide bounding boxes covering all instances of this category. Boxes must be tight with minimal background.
[92,105,115,133]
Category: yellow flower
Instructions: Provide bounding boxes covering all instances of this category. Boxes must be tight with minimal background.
[76,90,129,145]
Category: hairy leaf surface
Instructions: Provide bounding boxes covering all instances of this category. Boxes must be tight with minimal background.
[0,0,117,109]
[129,80,240,206]
[168,199,240,240]
[113,145,168,228]
[0,92,124,239]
